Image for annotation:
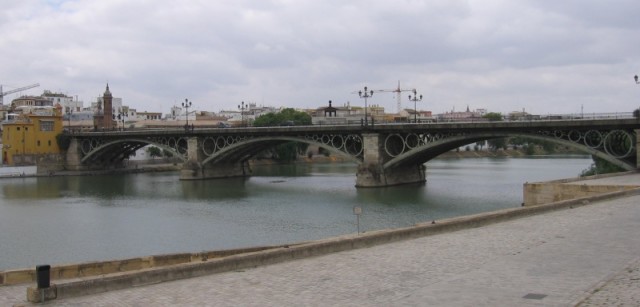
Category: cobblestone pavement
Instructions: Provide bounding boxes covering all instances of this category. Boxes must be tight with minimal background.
[2,194,639,306]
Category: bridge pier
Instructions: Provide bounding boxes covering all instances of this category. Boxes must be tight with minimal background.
[636,129,640,169]
[356,133,426,187]
[65,138,88,171]
[179,137,251,180]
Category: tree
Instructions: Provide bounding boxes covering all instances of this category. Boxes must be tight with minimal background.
[253,109,312,162]
[580,155,625,177]
[483,112,503,121]
[253,108,312,127]
[633,108,640,119]
[487,138,507,151]
[147,146,162,159]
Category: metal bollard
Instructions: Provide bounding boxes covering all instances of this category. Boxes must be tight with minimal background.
[36,265,51,289]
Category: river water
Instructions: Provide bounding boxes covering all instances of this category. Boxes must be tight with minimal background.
[0,156,591,270]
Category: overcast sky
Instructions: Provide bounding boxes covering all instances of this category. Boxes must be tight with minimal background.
[2,0,639,116]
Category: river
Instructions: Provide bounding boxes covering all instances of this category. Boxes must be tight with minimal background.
[0,156,591,270]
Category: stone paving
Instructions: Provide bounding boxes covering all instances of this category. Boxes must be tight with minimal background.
[2,194,639,306]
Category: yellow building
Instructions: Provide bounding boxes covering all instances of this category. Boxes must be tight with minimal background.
[2,105,64,165]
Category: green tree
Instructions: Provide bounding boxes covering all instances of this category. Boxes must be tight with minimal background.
[487,138,507,151]
[580,155,625,177]
[253,108,312,127]
[253,108,312,162]
[162,149,174,158]
[483,112,503,121]
[633,108,640,119]
[147,146,162,159]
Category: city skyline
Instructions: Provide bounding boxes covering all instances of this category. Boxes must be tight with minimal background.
[1,1,639,115]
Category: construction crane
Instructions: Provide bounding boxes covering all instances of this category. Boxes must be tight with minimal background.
[0,83,40,105]
[376,81,415,113]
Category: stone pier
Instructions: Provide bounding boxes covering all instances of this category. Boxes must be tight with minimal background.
[355,133,426,187]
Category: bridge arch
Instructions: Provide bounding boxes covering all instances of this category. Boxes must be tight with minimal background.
[200,136,363,166]
[79,138,188,165]
[383,131,636,171]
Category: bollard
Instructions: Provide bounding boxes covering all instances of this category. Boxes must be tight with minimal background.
[36,265,51,288]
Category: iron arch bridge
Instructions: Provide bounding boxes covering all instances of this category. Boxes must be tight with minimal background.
[64,118,640,187]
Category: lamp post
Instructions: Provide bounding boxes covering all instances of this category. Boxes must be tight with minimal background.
[635,75,639,119]
[408,89,423,123]
[238,101,247,127]
[358,86,374,126]
[182,98,192,131]
[66,108,73,131]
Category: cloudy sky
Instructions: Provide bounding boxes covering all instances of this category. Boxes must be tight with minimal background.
[1,0,639,116]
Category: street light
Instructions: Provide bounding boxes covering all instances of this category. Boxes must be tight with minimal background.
[634,75,639,119]
[66,108,73,131]
[358,86,374,126]
[238,101,247,127]
[182,98,192,131]
[408,89,423,123]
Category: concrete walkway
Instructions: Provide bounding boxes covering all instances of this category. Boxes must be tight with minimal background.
[2,193,639,306]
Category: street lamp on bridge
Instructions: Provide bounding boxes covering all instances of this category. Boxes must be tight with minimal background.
[408,89,423,123]
[358,86,374,126]
[182,98,192,131]
[635,75,639,119]
[238,101,247,127]
[66,108,73,131]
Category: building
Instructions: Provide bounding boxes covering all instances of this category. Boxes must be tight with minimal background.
[437,106,487,121]
[1,105,64,165]
[41,90,83,114]
[93,84,114,130]
[9,95,52,109]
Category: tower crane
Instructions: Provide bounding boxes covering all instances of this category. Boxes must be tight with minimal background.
[0,83,40,105]
[376,81,415,114]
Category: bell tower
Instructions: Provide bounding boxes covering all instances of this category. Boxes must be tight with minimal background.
[103,84,113,129]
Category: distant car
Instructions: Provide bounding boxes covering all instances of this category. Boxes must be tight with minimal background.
[280,120,295,126]
[217,122,231,128]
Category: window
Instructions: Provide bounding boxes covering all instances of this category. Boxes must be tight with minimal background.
[40,121,54,131]
[37,140,41,146]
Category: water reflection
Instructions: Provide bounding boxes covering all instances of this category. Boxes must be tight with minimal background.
[0,157,591,270]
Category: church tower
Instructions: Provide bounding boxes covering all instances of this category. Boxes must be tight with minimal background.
[103,84,113,129]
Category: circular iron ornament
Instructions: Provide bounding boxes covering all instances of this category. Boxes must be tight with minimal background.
[567,130,582,143]
[553,130,564,138]
[202,137,217,156]
[405,133,421,149]
[167,137,177,149]
[344,135,363,156]
[225,136,235,146]
[321,135,331,145]
[90,139,100,150]
[331,135,344,150]
[81,139,92,154]
[214,136,227,150]
[603,130,634,158]
[177,138,188,154]
[424,133,435,143]
[384,134,406,157]
[583,130,603,149]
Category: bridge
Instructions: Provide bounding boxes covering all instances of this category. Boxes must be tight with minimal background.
[63,118,640,187]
